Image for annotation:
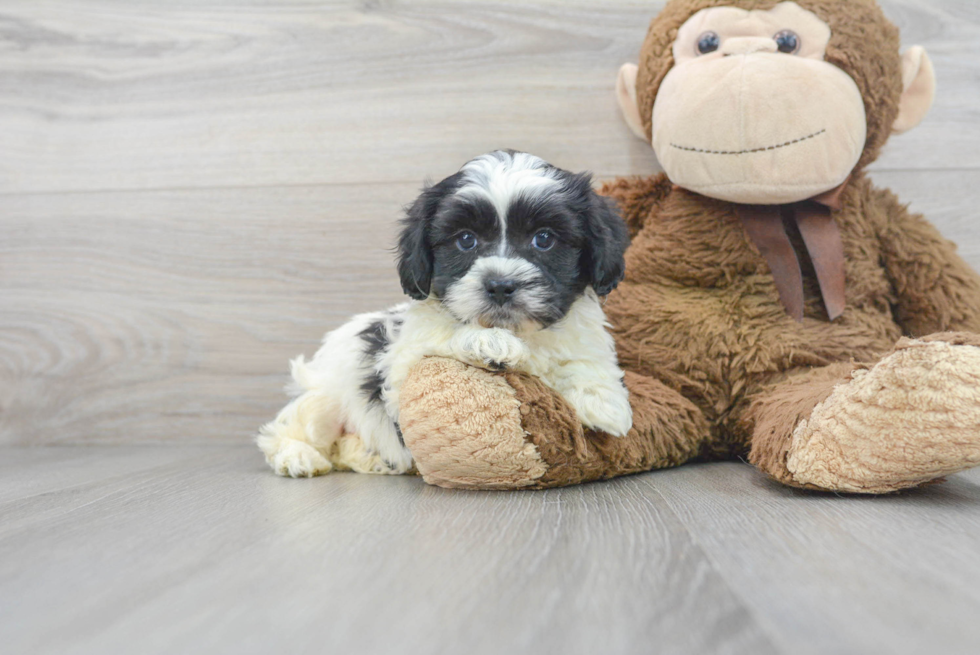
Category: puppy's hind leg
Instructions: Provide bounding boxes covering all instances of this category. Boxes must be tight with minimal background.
[257,358,344,478]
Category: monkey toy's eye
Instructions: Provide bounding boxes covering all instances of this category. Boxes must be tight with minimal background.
[774,30,800,54]
[456,232,478,251]
[696,31,721,55]
[531,230,556,251]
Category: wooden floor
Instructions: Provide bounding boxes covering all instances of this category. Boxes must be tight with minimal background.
[3,1,980,653]
[3,447,980,655]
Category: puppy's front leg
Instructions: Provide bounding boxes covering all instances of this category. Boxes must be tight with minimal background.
[450,326,528,371]
[545,362,633,437]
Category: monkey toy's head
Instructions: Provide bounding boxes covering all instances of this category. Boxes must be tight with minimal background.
[616,0,936,205]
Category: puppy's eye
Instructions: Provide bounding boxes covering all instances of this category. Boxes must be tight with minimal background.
[456,232,478,251]
[773,30,800,54]
[697,31,720,55]
[531,230,556,251]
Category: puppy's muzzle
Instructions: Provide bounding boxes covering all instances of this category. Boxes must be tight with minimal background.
[485,278,519,305]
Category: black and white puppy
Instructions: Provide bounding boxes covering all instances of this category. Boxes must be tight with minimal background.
[258,151,632,478]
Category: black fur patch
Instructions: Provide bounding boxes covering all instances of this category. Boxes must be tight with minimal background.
[359,320,387,359]
[504,192,591,324]
[360,371,384,404]
[429,196,502,299]
[397,172,465,300]
[358,321,388,404]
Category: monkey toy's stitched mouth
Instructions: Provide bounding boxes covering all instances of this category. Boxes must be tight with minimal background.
[669,128,827,156]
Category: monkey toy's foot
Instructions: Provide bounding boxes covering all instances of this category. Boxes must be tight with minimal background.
[787,335,980,493]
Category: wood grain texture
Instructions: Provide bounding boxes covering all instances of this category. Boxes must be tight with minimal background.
[2,446,980,654]
[0,0,977,197]
[0,184,409,445]
[3,3,980,653]
[3,171,978,445]
[0,2,978,448]
[0,446,779,655]
[652,463,980,655]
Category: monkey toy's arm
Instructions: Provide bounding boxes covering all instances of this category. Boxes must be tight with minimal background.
[397,357,710,489]
[599,174,674,239]
[872,184,980,336]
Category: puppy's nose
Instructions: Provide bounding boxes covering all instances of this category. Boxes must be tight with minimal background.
[485,278,518,304]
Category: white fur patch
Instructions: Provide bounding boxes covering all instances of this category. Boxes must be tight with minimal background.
[442,255,545,326]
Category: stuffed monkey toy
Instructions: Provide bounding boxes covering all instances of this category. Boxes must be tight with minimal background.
[397,0,980,493]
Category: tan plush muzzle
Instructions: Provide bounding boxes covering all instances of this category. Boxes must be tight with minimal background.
[652,50,866,205]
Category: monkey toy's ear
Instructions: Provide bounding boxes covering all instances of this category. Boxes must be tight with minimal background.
[397,176,458,300]
[893,46,936,134]
[616,63,648,141]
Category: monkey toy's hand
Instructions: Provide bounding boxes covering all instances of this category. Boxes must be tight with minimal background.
[450,327,529,371]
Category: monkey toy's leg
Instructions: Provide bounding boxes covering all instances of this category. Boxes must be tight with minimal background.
[743,333,980,493]
[397,357,711,489]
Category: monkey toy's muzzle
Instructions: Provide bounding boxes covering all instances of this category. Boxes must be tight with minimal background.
[652,52,867,205]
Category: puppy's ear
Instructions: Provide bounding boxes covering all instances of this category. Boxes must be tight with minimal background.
[397,173,459,300]
[580,176,629,296]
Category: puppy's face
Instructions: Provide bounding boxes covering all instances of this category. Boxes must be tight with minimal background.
[397,151,629,330]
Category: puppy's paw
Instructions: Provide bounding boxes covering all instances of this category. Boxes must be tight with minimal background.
[269,440,333,478]
[454,328,528,370]
[565,384,633,437]
[332,433,414,475]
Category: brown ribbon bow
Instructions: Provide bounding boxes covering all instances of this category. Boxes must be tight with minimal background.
[735,183,848,322]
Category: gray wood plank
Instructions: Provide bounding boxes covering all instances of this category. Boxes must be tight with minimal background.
[0,446,779,655]
[0,0,976,197]
[4,170,978,446]
[4,447,979,655]
[2,2,979,652]
[873,0,980,172]
[652,463,980,655]
[0,445,225,503]
[0,184,410,445]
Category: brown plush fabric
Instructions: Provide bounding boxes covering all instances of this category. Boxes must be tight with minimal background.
[397,0,980,493]
[873,187,980,336]
[742,362,860,487]
[635,0,903,171]
[605,174,900,426]
[401,359,711,490]
[508,370,710,489]
[599,175,675,239]
[601,170,980,471]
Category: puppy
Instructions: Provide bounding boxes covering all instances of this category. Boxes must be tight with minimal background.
[257,151,632,478]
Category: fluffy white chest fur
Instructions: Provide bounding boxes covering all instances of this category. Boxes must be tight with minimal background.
[257,291,631,478]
